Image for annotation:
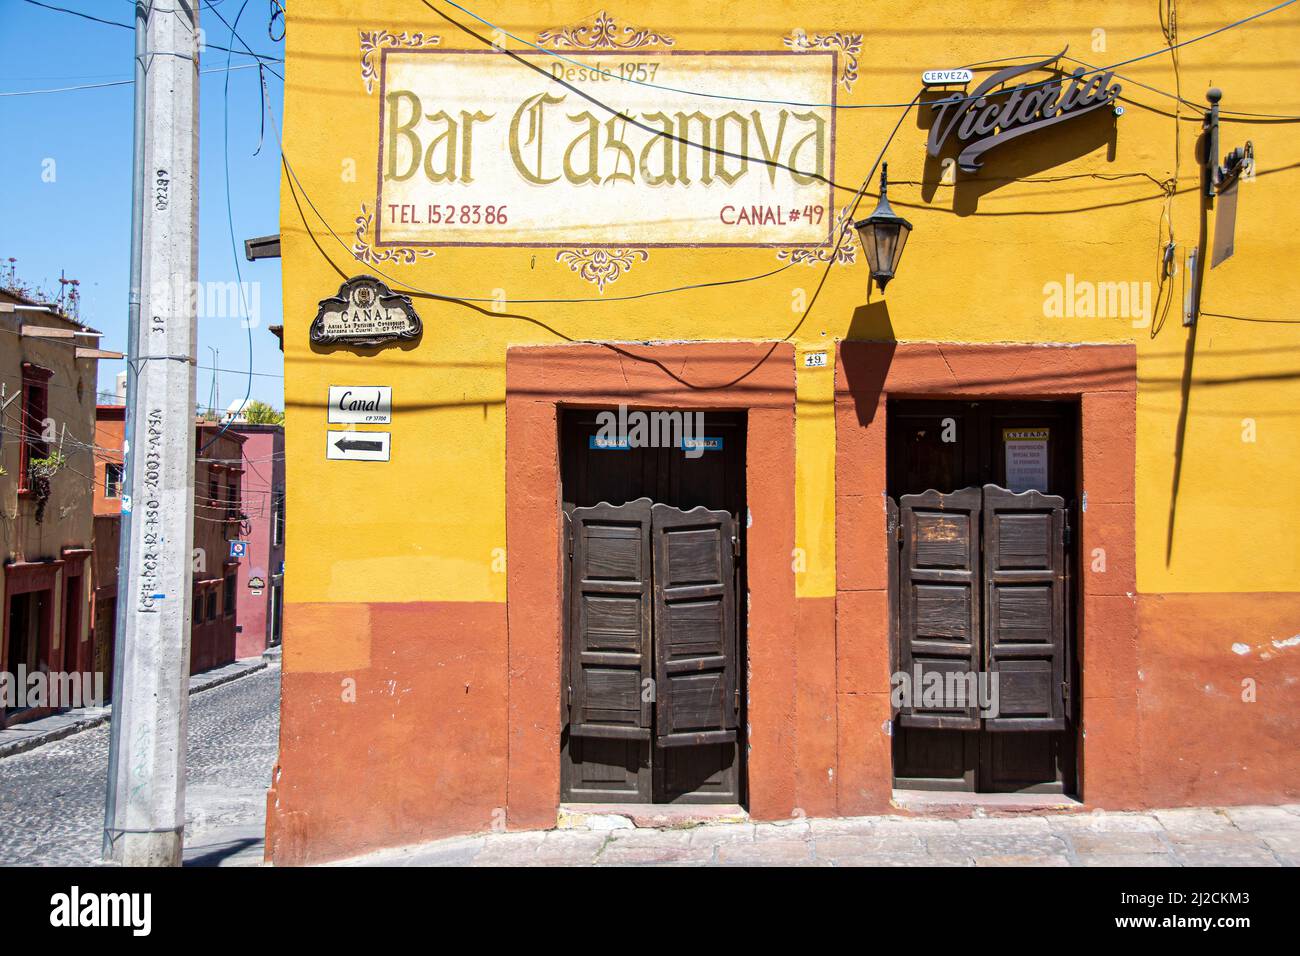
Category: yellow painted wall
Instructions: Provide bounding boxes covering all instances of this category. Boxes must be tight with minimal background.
[282,0,1300,605]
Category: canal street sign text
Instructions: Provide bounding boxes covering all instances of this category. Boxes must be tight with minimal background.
[328,385,393,425]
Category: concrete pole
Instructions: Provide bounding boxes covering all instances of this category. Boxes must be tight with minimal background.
[103,0,200,867]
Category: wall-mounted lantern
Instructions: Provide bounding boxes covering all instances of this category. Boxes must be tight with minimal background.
[854,163,913,293]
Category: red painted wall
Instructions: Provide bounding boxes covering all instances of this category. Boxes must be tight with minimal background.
[229,426,285,659]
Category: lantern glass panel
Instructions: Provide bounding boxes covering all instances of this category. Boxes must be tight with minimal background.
[859,222,881,274]
[873,224,899,279]
[891,222,911,274]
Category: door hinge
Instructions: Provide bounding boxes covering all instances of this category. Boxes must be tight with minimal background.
[734,688,741,713]
[731,534,740,558]
[1062,522,1072,547]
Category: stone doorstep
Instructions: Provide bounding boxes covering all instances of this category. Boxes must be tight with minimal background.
[891,788,1086,819]
[0,657,269,760]
[557,803,748,831]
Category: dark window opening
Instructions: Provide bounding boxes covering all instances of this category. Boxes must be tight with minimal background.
[272,490,285,546]
[18,364,52,494]
[104,463,124,499]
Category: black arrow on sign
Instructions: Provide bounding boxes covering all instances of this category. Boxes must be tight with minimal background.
[334,437,383,453]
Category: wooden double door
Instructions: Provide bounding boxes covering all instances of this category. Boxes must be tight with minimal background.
[888,400,1079,793]
[560,410,746,804]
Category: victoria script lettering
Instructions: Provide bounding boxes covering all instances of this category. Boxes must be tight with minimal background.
[927,52,1121,172]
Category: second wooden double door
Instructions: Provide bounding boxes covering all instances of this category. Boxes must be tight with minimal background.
[888,400,1080,793]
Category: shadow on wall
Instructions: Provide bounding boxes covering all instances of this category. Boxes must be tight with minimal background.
[840,302,895,428]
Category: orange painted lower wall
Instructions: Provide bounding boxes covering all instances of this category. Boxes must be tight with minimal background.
[794,596,838,818]
[266,600,507,866]
[266,589,1299,864]
[1136,592,1300,808]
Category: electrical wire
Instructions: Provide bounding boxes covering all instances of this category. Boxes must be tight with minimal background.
[18,0,285,67]
[1,62,266,97]
[192,0,260,454]
[427,0,1300,112]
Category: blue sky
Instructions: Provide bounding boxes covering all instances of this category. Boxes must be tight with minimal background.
[0,0,285,409]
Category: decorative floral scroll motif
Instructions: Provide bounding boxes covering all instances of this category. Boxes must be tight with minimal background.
[782,29,862,92]
[353,204,436,266]
[358,30,441,94]
[537,11,675,49]
[556,248,649,292]
[776,202,858,266]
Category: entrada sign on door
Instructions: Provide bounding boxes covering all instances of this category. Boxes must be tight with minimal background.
[329,385,392,424]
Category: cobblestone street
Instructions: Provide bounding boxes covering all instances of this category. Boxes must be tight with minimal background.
[0,664,280,867]
[340,804,1300,867]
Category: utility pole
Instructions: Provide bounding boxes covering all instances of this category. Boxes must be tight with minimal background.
[104,0,200,867]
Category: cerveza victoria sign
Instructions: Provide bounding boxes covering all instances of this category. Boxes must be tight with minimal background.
[926,52,1122,172]
[373,49,836,248]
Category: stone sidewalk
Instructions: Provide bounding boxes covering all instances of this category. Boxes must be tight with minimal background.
[336,804,1300,867]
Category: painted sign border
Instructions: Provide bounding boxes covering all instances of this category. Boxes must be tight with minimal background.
[374,47,838,250]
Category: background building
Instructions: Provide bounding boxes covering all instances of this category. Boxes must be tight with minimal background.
[94,408,247,675]
[0,289,109,727]
[227,422,285,658]
[270,0,1300,864]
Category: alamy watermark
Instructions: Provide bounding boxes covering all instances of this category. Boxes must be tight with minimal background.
[890,666,1000,717]
[1043,273,1153,328]
[148,278,262,328]
[0,668,105,711]
[593,405,710,459]
[50,886,150,936]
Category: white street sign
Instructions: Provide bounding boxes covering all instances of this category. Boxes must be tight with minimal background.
[922,69,973,85]
[327,430,391,461]
[328,385,392,424]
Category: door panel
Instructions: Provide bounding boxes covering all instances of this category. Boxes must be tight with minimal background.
[564,736,650,802]
[567,499,654,742]
[893,728,977,790]
[651,503,738,749]
[657,742,739,803]
[896,487,983,730]
[982,485,1068,732]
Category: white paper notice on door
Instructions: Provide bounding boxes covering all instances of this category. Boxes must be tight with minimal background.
[1003,428,1050,493]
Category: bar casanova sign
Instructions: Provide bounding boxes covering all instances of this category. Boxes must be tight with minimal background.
[375,50,836,248]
